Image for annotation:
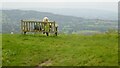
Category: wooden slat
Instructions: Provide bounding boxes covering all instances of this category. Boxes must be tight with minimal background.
[21,20,57,33]
[22,20,54,23]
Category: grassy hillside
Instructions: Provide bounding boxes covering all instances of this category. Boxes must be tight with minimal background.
[2,34,118,66]
[0,34,1,67]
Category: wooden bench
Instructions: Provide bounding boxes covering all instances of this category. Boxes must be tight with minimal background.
[21,20,58,36]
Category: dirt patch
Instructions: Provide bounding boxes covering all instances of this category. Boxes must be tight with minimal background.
[39,59,52,66]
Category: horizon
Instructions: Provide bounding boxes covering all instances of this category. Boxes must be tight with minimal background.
[1,9,118,21]
[1,2,118,20]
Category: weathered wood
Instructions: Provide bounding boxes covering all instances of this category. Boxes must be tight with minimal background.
[21,20,58,36]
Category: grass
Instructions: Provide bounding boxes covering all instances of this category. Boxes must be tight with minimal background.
[0,34,2,67]
[2,33,118,66]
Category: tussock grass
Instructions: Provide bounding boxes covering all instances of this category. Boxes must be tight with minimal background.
[2,34,118,66]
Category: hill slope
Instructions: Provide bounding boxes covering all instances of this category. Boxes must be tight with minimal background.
[37,8,117,20]
[2,34,118,66]
[1,10,118,34]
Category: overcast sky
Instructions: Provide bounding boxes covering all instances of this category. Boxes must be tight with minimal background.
[0,0,118,13]
[1,2,118,12]
[1,0,119,2]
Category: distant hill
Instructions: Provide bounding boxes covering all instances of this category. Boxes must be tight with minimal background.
[35,8,118,20]
[1,10,118,34]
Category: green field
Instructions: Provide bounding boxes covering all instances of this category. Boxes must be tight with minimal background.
[0,34,2,67]
[2,34,118,66]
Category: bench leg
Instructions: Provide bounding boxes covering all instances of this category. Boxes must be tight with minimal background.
[55,32,57,36]
[46,32,49,36]
[24,32,26,35]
